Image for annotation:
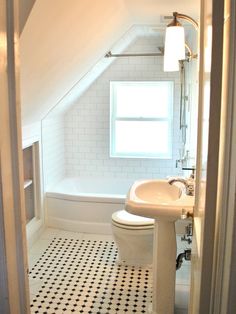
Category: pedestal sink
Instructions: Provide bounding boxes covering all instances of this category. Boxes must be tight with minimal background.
[125,179,194,314]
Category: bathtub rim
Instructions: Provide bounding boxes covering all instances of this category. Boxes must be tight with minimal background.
[46,191,126,204]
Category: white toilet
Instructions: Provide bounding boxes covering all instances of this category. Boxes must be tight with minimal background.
[112,209,154,266]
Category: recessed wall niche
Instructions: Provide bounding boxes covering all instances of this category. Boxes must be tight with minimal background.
[23,142,41,224]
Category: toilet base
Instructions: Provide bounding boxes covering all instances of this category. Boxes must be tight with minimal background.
[112,224,153,266]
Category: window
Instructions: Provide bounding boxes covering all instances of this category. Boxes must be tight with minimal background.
[110,81,173,158]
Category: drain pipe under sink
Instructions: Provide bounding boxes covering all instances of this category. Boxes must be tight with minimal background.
[176,248,192,270]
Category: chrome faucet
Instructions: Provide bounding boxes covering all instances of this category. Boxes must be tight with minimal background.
[168,177,194,196]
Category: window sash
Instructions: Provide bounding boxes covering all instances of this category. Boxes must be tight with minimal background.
[110,81,174,159]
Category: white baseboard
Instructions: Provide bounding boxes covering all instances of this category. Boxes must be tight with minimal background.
[46,216,189,236]
[46,216,112,235]
[26,218,45,248]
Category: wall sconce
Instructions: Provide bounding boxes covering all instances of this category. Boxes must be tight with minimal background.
[164,12,199,72]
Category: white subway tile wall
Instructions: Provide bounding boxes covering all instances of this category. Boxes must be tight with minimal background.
[65,36,184,180]
[42,116,65,190]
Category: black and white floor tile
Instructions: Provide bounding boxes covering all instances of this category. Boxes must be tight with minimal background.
[29,237,152,313]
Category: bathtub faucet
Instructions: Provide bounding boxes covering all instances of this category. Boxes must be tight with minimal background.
[168,177,194,196]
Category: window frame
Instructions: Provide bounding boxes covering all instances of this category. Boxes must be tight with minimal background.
[110,81,174,159]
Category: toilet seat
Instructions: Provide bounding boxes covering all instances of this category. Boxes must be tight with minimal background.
[112,210,154,230]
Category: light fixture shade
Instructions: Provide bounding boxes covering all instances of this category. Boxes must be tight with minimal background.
[164,55,179,72]
[164,25,185,71]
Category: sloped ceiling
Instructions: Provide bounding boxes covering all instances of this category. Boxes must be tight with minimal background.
[20,0,199,126]
[19,0,36,33]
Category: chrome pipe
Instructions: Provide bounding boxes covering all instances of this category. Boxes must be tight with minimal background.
[173,12,199,30]
[105,51,163,58]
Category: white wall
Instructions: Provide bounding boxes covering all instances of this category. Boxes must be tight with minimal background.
[42,116,65,190]
[20,0,199,128]
[65,36,184,180]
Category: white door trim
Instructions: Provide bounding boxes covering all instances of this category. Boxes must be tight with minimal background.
[211,0,236,312]
[190,0,236,312]
[0,0,30,313]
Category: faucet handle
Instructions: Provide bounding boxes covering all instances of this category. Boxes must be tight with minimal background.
[186,183,194,195]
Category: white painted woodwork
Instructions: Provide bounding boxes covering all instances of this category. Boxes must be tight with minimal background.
[190,0,214,311]
[23,140,44,248]
[189,0,236,312]
[210,0,236,312]
[0,0,30,312]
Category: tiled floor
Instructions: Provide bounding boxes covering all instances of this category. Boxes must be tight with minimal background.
[28,228,191,313]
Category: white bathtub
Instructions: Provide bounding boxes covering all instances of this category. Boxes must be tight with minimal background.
[46,177,134,234]
[46,177,188,235]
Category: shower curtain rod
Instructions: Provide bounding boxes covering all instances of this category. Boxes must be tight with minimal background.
[105,51,163,58]
[105,44,197,60]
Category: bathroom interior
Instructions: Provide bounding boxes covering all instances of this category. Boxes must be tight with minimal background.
[20,1,201,313]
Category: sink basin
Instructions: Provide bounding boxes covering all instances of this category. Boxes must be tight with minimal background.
[125,179,194,221]
[125,179,195,314]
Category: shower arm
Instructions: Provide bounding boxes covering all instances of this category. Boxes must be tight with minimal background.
[173,12,199,30]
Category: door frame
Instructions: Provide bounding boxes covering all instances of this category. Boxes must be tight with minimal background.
[210,0,236,312]
[0,0,30,313]
[0,0,236,313]
[190,0,236,312]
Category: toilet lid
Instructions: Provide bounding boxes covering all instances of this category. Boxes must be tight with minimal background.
[112,210,154,227]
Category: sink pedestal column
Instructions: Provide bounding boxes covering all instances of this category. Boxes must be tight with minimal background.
[152,220,177,314]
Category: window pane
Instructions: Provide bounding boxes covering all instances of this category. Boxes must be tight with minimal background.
[114,121,170,156]
[115,82,172,118]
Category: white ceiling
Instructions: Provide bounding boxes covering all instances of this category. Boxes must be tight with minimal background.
[20,0,200,126]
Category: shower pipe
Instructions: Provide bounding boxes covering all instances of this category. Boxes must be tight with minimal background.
[173,12,198,30]
[180,60,188,145]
